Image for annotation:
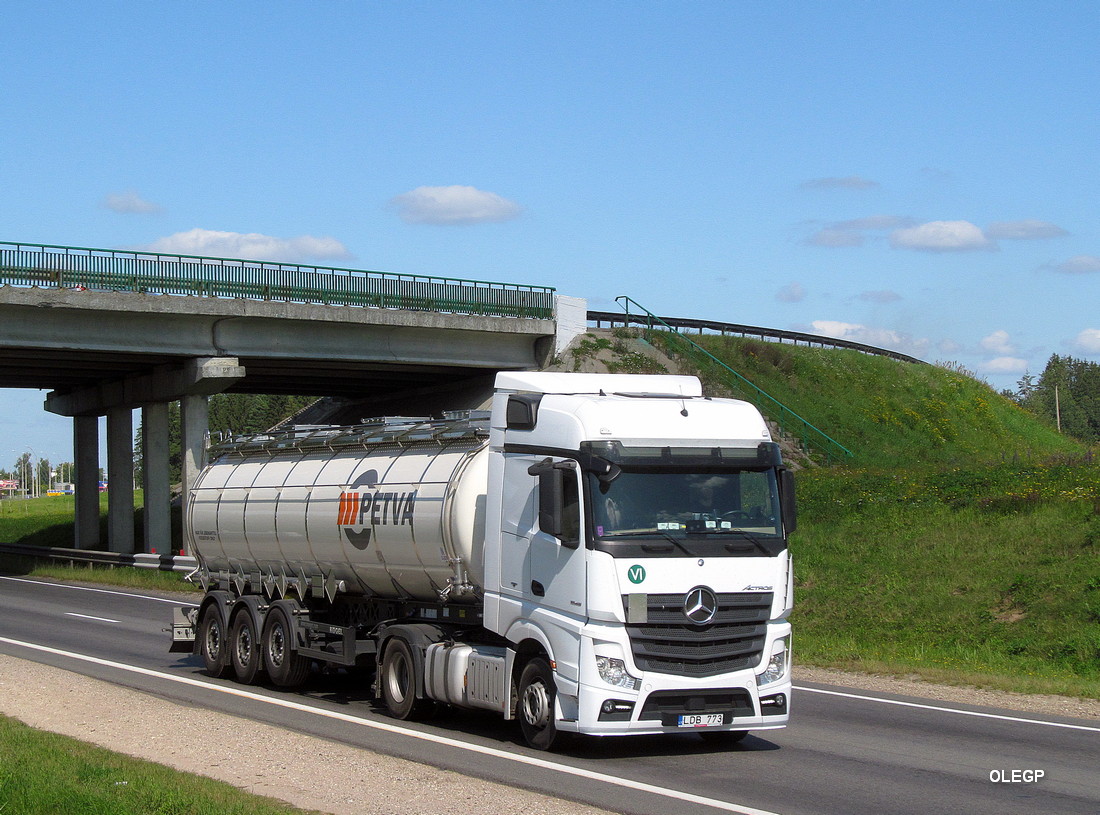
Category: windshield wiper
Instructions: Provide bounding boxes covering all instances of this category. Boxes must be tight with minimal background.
[601,529,690,554]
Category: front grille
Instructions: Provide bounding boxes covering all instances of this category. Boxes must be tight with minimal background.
[623,592,773,677]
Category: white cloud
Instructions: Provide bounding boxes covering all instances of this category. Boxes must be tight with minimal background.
[804,215,916,248]
[834,215,915,231]
[1072,328,1100,354]
[103,190,162,214]
[776,282,805,303]
[858,290,902,303]
[140,229,352,263]
[980,329,1015,356]
[808,320,929,356]
[390,185,522,225]
[985,220,1068,240]
[982,356,1028,374]
[805,228,863,247]
[800,175,879,191]
[1051,255,1100,274]
[889,220,994,252]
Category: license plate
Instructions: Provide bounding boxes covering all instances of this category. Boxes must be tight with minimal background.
[678,713,724,728]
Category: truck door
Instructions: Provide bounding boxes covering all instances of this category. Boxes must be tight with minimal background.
[527,458,587,622]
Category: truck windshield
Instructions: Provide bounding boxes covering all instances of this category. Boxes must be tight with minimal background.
[587,468,784,555]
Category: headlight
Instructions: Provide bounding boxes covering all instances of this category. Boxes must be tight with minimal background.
[757,636,790,687]
[595,656,642,691]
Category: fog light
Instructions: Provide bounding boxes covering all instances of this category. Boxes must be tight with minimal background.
[598,699,635,721]
[595,656,642,690]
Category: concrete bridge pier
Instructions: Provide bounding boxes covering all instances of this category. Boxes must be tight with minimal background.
[46,357,245,555]
[73,416,100,550]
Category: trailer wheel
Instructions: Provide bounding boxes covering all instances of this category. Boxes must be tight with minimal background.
[229,612,263,685]
[198,604,230,678]
[380,638,433,720]
[518,658,561,751]
[262,607,310,688]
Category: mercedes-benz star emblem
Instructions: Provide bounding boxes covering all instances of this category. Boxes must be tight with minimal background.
[683,586,718,624]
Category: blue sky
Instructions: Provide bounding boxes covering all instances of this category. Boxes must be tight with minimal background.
[2,1,1098,468]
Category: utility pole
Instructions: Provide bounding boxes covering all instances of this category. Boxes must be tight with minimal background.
[1055,384,1061,433]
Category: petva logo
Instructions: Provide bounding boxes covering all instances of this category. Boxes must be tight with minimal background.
[337,469,416,550]
[627,564,646,584]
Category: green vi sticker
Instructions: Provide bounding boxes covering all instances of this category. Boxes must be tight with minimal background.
[627,564,646,584]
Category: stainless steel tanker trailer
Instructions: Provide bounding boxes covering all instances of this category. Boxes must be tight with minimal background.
[171,371,796,750]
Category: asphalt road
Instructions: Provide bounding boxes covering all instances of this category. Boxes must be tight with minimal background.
[1,574,1097,815]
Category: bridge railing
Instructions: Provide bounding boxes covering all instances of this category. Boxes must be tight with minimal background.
[611,296,854,463]
[0,241,555,319]
[589,309,924,365]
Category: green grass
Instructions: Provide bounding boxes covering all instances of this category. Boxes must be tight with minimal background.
[666,334,1083,467]
[0,494,196,594]
[794,468,1100,697]
[0,714,321,814]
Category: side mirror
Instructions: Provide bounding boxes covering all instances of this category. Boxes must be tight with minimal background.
[527,457,579,546]
[779,468,797,535]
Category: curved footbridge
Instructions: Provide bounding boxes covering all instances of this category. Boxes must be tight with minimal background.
[0,241,586,556]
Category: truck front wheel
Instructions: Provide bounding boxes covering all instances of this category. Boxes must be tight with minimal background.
[518,658,562,751]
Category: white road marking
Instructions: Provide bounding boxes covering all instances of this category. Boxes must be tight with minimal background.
[794,685,1100,733]
[0,636,782,815]
[63,613,120,624]
[0,575,198,607]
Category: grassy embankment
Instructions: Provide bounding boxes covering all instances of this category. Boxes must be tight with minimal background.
[673,333,1100,699]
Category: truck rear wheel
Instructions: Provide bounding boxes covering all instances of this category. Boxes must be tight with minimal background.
[518,658,561,751]
[198,604,230,678]
[380,637,433,720]
[229,612,263,685]
[262,606,310,688]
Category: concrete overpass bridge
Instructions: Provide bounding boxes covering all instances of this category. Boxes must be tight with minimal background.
[0,241,585,555]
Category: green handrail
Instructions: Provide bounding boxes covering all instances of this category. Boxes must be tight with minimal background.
[615,296,854,462]
[0,240,555,320]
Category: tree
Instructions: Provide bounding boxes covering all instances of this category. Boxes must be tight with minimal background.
[1019,354,1100,442]
[134,394,316,485]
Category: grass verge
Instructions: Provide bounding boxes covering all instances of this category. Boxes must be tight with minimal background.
[0,714,320,814]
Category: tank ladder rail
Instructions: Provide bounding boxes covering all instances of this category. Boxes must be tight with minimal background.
[207,412,491,459]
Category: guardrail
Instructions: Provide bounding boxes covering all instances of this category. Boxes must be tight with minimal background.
[0,241,555,320]
[589,309,925,365]
[609,296,854,462]
[0,541,197,574]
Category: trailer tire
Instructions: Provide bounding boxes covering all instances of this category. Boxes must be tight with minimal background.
[262,606,310,688]
[380,637,433,720]
[229,611,263,685]
[198,604,230,678]
[518,658,562,751]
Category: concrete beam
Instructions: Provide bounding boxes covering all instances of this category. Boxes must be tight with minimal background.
[44,357,245,417]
